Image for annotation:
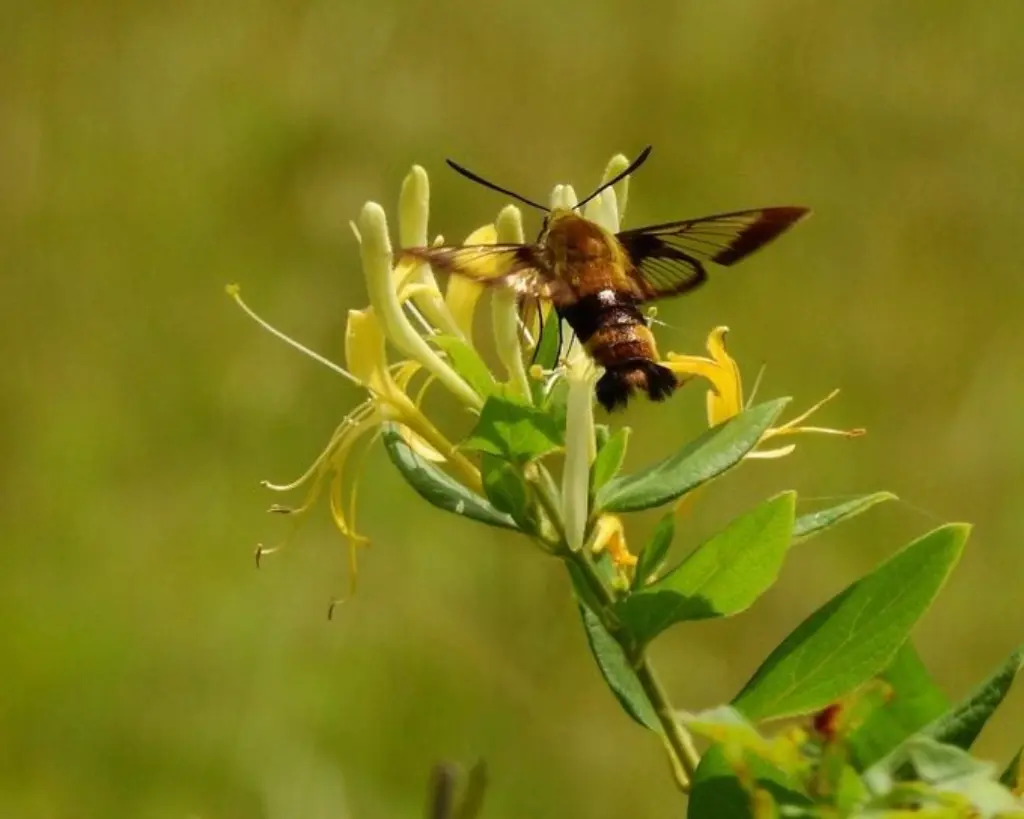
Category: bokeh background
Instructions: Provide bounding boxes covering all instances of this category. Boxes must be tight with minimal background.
[2,2,1022,817]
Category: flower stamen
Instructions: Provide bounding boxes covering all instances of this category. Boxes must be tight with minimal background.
[227,284,363,388]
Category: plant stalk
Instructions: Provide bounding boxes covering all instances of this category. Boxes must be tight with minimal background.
[566,550,701,793]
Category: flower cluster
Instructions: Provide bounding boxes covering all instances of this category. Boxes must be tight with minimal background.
[228,154,861,590]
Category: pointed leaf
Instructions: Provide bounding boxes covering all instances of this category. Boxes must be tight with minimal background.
[615,493,796,644]
[481,453,536,533]
[591,427,630,493]
[793,492,897,543]
[733,524,968,720]
[850,642,950,769]
[532,307,561,372]
[576,604,659,731]
[1000,747,1021,789]
[632,511,675,590]
[596,399,789,513]
[922,644,1023,750]
[688,745,810,819]
[462,395,563,464]
[381,423,517,530]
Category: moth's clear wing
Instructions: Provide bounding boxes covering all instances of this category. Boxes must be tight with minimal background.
[399,244,575,305]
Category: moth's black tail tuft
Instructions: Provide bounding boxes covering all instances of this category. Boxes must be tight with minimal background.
[643,361,679,401]
[595,368,633,412]
[596,361,678,412]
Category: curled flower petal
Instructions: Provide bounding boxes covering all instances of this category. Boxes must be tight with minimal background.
[664,327,862,458]
[492,205,533,400]
[664,327,742,425]
[590,514,637,572]
[444,223,497,340]
[345,307,413,409]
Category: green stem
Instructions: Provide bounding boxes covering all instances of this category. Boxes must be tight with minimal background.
[567,550,701,793]
[632,651,702,792]
[526,464,568,547]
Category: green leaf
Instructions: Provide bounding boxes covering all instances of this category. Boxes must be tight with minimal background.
[850,642,950,769]
[793,492,897,543]
[576,604,660,731]
[431,335,497,399]
[632,511,675,591]
[480,454,535,533]
[688,744,810,819]
[462,395,564,464]
[381,423,517,531]
[566,561,604,616]
[591,426,630,494]
[532,308,561,373]
[595,398,789,513]
[615,493,796,644]
[922,644,1023,751]
[733,524,968,721]
[1000,746,1021,788]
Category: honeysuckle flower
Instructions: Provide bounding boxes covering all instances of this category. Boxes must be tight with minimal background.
[231,150,858,597]
[355,200,482,412]
[589,514,638,575]
[664,327,865,459]
[228,165,513,589]
[562,352,598,552]
[229,283,482,585]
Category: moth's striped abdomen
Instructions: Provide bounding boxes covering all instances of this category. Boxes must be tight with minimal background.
[558,289,677,411]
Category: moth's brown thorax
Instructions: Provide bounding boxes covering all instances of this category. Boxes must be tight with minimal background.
[543,211,625,297]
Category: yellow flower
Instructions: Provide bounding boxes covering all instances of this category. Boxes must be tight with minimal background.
[228,285,481,589]
[227,165,507,592]
[589,514,638,590]
[664,327,865,458]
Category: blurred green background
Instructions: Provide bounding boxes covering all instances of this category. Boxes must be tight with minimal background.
[2,1,1022,817]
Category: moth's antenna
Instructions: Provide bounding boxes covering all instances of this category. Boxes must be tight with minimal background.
[576,145,652,210]
[446,159,550,213]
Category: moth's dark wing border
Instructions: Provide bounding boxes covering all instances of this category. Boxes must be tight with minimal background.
[619,207,810,266]
[616,206,809,299]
